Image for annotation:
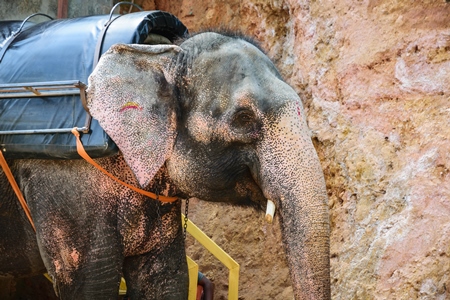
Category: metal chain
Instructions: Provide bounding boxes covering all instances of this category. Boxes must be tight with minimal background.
[183,198,189,240]
[155,190,164,243]
[154,187,189,274]
[175,198,189,274]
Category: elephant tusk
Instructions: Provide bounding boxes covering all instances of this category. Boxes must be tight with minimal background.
[265,199,276,224]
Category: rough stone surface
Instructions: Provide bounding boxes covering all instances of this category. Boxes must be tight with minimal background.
[2,0,450,299]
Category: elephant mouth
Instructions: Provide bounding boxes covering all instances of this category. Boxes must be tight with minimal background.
[191,166,267,209]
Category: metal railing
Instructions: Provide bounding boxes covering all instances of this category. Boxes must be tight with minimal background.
[118,215,240,299]
[182,214,240,300]
[0,80,91,134]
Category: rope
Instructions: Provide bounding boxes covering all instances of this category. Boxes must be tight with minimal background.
[0,150,36,231]
[71,128,178,203]
[0,128,177,235]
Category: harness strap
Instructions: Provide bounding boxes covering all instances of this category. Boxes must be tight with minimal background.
[71,128,178,203]
[0,150,36,231]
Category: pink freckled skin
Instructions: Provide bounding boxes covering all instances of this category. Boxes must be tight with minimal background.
[54,260,61,272]
[70,249,79,264]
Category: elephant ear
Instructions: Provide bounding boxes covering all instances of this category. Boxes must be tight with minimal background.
[87,43,181,187]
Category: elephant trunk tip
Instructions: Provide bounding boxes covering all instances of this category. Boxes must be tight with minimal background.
[265,199,276,224]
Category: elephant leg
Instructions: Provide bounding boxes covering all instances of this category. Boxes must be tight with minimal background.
[49,251,122,300]
[123,232,188,300]
[35,217,123,299]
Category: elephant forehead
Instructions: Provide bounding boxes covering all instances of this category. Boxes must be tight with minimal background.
[192,66,300,117]
[182,34,303,117]
[189,48,285,108]
[193,44,276,82]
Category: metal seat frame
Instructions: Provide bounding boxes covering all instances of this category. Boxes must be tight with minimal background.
[0,80,90,134]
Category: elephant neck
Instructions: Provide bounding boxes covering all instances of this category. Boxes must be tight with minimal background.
[146,164,181,198]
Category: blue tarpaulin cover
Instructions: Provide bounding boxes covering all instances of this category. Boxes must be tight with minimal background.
[0,11,187,159]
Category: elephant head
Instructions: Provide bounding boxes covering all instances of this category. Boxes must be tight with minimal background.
[87,32,330,300]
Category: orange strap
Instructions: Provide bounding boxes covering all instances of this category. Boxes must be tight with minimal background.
[0,150,36,232]
[71,128,178,203]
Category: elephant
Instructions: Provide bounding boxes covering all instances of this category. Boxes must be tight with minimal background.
[0,31,330,299]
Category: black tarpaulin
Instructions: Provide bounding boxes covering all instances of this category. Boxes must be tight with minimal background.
[0,11,187,159]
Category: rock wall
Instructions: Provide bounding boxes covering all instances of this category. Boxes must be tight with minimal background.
[2,1,449,299]
[129,1,450,299]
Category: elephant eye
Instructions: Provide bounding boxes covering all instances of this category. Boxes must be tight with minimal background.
[233,109,255,127]
[230,109,261,142]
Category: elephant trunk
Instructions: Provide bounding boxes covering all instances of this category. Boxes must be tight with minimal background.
[258,102,330,300]
[277,185,330,300]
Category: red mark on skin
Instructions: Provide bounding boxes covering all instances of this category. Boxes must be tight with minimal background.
[119,101,143,112]
[296,101,302,117]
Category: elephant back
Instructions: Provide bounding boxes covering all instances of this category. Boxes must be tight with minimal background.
[0,11,187,159]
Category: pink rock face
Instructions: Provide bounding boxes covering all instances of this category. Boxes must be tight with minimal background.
[127,1,450,299]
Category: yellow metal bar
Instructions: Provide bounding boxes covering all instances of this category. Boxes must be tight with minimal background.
[229,265,240,300]
[119,277,127,295]
[182,214,240,300]
[187,256,198,300]
[43,273,52,283]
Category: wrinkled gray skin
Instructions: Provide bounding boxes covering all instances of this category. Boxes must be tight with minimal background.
[0,32,330,299]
